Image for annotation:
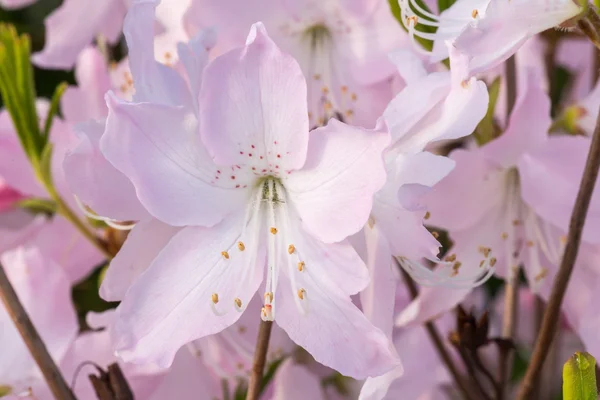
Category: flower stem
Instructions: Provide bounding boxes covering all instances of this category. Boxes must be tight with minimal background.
[0,261,77,400]
[45,183,113,259]
[517,99,600,400]
[399,266,477,400]
[246,320,273,400]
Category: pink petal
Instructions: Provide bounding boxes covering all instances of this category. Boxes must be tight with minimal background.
[101,94,246,227]
[0,0,36,9]
[64,119,149,221]
[61,47,111,123]
[199,23,309,172]
[275,268,399,379]
[483,67,551,167]
[100,218,181,301]
[519,135,600,244]
[286,118,389,243]
[113,214,264,367]
[271,359,325,400]
[32,0,127,69]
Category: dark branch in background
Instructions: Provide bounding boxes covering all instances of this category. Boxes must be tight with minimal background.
[497,54,519,400]
[89,363,134,400]
[246,320,273,400]
[517,100,600,400]
[398,264,478,400]
[0,262,77,400]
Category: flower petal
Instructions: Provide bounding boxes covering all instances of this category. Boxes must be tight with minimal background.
[286,118,389,243]
[275,266,399,379]
[64,119,149,221]
[102,94,247,227]
[32,0,126,69]
[199,23,309,172]
[100,218,182,302]
[113,214,264,367]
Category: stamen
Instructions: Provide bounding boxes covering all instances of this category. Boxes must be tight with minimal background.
[221,251,230,259]
[264,292,274,303]
[297,288,306,300]
[211,293,219,304]
[234,298,243,312]
[270,227,278,235]
[424,211,431,220]
[237,241,245,251]
[210,293,226,316]
[297,261,305,271]
[288,244,295,254]
[471,9,479,18]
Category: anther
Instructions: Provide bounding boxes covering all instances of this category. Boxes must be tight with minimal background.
[512,219,521,226]
[501,232,509,240]
[297,288,306,300]
[297,261,305,271]
[270,227,278,235]
[237,242,245,251]
[406,15,418,26]
[490,257,497,267]
[322,86,329,94]
[479,260,485,268]
[265,292,274,303]
[288,244,295,254]
[221,251,230,259]
[526,240,534,247]
[445,253,457,262]
[479,247,491,258]
[211,293,219,304]
[471,9,479,18]
[424,211,431,220]
[431,231,439,239]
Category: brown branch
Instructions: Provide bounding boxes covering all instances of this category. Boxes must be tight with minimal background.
[517,100,600,400]
[88,363,134,400]
[246,320,273,400]
[0,262,76,400]
[399,265,477,400]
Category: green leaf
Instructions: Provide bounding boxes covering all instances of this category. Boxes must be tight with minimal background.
[474,77,501,146]
[36,142,54,188]
[42,82,68,143]
[387,0,438,52]
[0,385,12,397]
[563,352,598,400]
[16,197,56,215]
[0,24,43,162]
[438,0,457,12]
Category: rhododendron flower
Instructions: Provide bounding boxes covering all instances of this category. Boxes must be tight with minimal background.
[184,0,407,128]
[400,0,581,76]
[397,67,600,326]
[87,0,397,377]
[0,0,35,9]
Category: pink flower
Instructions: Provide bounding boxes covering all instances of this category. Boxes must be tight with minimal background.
[400,0,581,77]
[184,0,407,128]
[0,0,36,9]
[90,0,397,377]
[397,66,600,327]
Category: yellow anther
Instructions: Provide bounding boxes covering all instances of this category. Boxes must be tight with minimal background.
[501,232,509,240]
[479,247,491,258]
[164,51,172,59]
[313,74,321,80]
[341,85,348,93]
[526,240,534,247]
[490,257,497,267]
[221,251,230,259]
[351,93,357,101]
[322,86,329,94]
[445,253,457,262]
[265,292,274,303]
[424,211,431,220]
[297,288,306,300]
[211,293,219,304]
[431,231,439,239]
[270,227,278,235]
[234,298,242,308]
[237,242,245,251]
[406,15,418,26]
[288,244,295,254]
[512,219,521,226]
[297,261,305,271]
[471,9,479,18]
[453,262,462,271]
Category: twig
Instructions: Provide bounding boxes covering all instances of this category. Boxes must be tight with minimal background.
[0,262,76,400]
[246,320,273,400]
[456,347,493,400]
[88,363,134,400]
[530,296,545,399]
[517,100,600,400]
[399,265,477,400]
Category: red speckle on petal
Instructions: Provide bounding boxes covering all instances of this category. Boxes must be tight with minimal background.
[231,176,236,180]
[252,167,256,170]
[217,170,221,174]
[248,153,253,157]
[240,151,244,155]
[259,156,264,159]
[262,169,267,173]
[277,154,281,158]
[275,165,279,169]
[251,144,255,149]
[274,141,278,145]
[235,184,240,188]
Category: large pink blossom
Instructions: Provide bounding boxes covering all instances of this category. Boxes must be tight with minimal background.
[184,0,407,128]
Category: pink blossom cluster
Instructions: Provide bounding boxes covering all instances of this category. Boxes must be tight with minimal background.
[0,0,597,398]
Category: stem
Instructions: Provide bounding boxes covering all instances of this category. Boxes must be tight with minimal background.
[505,56,517,120]
[497,272,519,400]
[246,320,273,400]
[457,348,492,400]
[0,262,76,400]
[45,184,114,259]
[399,266,477,400]
[517,101,600,400]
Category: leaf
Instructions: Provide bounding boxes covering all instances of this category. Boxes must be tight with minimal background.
[474,77,501,145]
[36,142,54,189]
[438,0,457,12]
[563,352,598,400]
[16,197,57,215]
[42,82,68,143]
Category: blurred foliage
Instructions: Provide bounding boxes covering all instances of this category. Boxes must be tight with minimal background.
[563,352,598,400]
[72,265,119,330]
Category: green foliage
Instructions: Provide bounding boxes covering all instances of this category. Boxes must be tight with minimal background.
[474,77,501,146]
[387,0,438,52]
[72,265,119,329]
[563,352,598,400]
[438,0,457,12]
[16,197,56,215]
[0,385,11,397]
